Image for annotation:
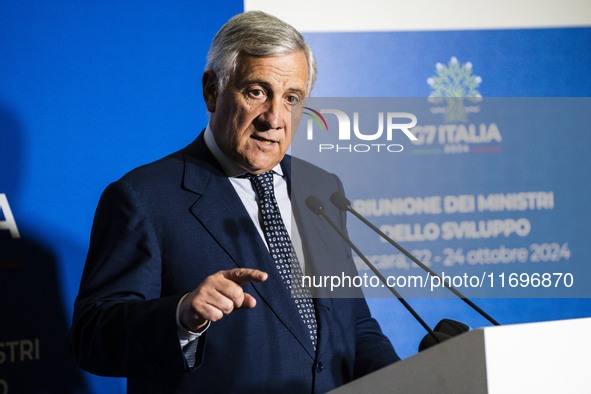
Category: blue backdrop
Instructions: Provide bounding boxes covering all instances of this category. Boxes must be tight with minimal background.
[1,1,242,392]
[301,27,591,361]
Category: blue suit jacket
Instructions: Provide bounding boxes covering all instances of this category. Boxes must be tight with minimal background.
[69,134,398,393]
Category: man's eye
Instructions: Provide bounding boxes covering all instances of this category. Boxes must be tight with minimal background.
[286,95,300,105]
[248,89,266,98]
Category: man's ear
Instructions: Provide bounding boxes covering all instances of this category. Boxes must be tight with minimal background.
[202,71,217,112]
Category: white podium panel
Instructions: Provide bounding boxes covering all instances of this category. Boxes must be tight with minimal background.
[331,318,591,394]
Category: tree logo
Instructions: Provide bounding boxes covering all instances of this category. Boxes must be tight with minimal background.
[427,57,482,123]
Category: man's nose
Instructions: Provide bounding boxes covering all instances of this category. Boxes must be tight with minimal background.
[256,98,284,130]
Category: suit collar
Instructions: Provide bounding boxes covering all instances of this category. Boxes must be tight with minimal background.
[180,133,220,195]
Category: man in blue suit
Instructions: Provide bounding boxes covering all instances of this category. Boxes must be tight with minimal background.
[69,11,398,393]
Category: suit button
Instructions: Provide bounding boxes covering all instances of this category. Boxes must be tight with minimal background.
[316,361,324,373]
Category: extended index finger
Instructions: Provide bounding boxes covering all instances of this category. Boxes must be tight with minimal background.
[222,268,268,285]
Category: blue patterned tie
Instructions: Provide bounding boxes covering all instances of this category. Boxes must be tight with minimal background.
[248,171,317,350]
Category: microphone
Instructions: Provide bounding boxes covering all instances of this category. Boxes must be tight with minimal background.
[305,196,441,346]
[329,191,500,327]
[418,319,470,352]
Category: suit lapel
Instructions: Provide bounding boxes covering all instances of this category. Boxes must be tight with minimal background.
[182,136,317,358]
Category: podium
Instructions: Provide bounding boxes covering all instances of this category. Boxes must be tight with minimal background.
[331,317,591,394]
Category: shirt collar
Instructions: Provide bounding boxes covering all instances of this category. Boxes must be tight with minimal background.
[204,124,283,178]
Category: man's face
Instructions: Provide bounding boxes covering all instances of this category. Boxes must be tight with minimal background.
[203,51,308,174]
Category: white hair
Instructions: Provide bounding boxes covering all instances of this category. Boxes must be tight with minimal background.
[205,11,317,95]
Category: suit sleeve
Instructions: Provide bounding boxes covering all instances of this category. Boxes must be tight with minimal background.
[69,180,190,377]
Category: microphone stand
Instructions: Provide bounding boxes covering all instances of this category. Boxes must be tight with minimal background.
[330,192,500,326]
[305,196,441,345]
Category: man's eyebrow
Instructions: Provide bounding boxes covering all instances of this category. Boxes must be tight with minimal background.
[237,79,269,90]
[287,87,306,96]
[239,80,306,95]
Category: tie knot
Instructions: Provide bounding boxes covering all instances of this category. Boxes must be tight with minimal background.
[247,171,275,197]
